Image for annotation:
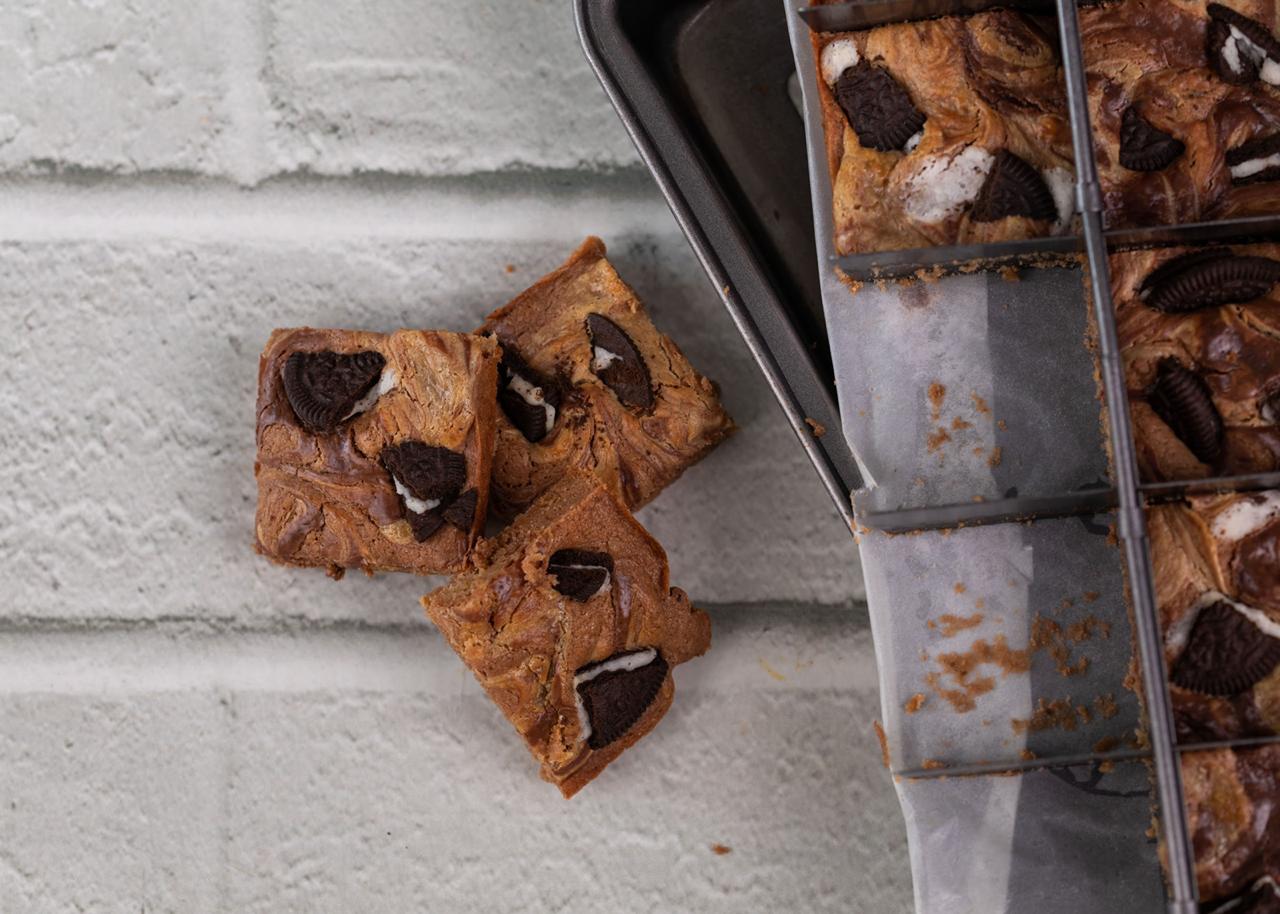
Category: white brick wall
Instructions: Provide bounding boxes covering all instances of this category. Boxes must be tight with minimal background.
[0,1,906,910]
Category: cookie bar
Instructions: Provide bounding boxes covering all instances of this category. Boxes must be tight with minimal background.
[1081,0,1280,229]
[478,237,734,515]
[1110,244,1280,481]
[421,471,711,798]
[1147,492,1280,742]
[254,327,499,577]
[810,9,1075,255]
[1182,745,1280,906]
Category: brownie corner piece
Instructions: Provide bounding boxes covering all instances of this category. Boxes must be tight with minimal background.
[478,236,735,515]
[253,326,500,577]
[421,470,711,798]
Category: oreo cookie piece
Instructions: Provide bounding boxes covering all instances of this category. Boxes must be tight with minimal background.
[282,349,386,434]
[441,488,478,532]
[1170,600,1280,696]
[497,346,561,443]
[586,314,654,411]
[548,548,614,602]
[575,650,669,750]
[1227,133,1280,186]
[1139,249,1280,312]
[1206,4,1280,85]
[1119,106,1185,172]
[381,441,467,541]
[1149,359,1224,465]
[969,150,1058,223]
[832,61,926,153]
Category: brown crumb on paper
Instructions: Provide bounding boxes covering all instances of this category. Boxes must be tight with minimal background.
[935,612,984,638]
[927,428,952,452]
[987,447,1002,468]
[873,720,890,769]
[954,583,967,594]
[504,263,517,274]
[1094,693,1119,720]
[928,382,946,421]
[904,693,927,715]
[1093,736,1119,753]
[1011,698,1085,735]
[804,417,827,438]
[1020,749,1037,761]
[999,265,1021,283]
[921,758,947,771]
[971,392,991,415]
[711,844,732,856]
[951,417,972,431]
[997,419,1008,431]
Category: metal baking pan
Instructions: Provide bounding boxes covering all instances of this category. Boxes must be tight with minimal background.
[576,0,863,530]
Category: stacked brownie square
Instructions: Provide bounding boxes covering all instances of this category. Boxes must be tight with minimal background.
[253,238,733,796]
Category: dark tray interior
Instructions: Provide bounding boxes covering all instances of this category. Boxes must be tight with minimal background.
[580,0,863,526]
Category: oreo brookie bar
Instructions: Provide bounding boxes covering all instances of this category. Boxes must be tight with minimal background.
[421,471,711,798]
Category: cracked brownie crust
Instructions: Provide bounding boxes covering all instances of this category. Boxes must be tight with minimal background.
[479,237,734,515]
[421,471,711,798]
[254,327,499,577]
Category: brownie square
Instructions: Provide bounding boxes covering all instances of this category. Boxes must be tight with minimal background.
[1081,0,1280,230]
[422,471,711,798]
[1110,244,1280,481]
[1147,493,1280,743]
[478,237,734,515]
[810,8,1075,255]
[254,327,499,577]
[1182,745,1280,905]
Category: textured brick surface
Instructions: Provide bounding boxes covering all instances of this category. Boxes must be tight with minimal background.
[0,612,910,914]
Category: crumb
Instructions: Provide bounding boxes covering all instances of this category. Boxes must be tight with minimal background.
[858,409,867,417]
[972,446,985,457]
[927,428,951,452]
[711,844,732,856]
[954,583,967,594]
[987,447,1002,468]
[1094,693,1119,720]
[721,284,730,296]
[1099,759,1115,773]
[935,612,984,637]
[504,264,518,274]
[921,758,946,770]
[904,693,927,714]
[1093,736,1119,753]
[951,417,972,431]
[928,382,946,420]
[804,417,827,438]
[999,266,1021,282]
[971,392,991,415]
[1019,749,1037,761]
[758,659,786,682]
[873,721,890,769]
[1083,591,1100,603]
[913,476,926,487]
[996,419,1008,431]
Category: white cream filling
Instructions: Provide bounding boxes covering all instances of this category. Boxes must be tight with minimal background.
[1045,167,1076,234]
[1231,151,1280,179]
[572,648,658,744]
[903,130,924,154]
[902,146,994,223]
[343,368,397,420]
[507,372,556,432]
[1168,590,1280,657]
[820,39,860,86]
[1209,877,1280,913]
[392,476,440,515]
[592,346,622,372]
[1211,492,1280,541]
[1223,25,1280,86]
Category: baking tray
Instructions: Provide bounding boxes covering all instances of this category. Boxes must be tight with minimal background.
[576,0,863,530]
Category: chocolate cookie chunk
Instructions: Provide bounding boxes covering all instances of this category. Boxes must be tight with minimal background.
[1227,133,1280,186]
[586,314,654,411]
[1206,4,1280,86]
[576,650,669,750]
[970,150,1058,223]
[442,489,478,532]
[1140,249,1280,313]
[1171,600,1280,696]
[833,61,926,153]
[282,349,386,433]
[1119,106,1185,171]
[497,346,561,443]
[1150,359,1224,465]
[548,548,613,601]
[381,441,468,542]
